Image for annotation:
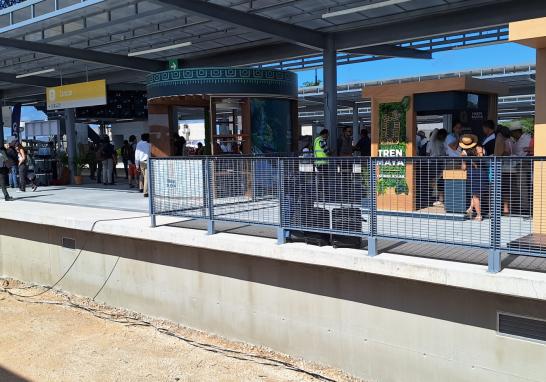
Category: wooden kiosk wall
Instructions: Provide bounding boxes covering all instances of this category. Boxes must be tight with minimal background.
[364,77,507,212]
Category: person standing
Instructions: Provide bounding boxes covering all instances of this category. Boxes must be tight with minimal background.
[87,142,98,180]
[6,141,18,188]
[481,120,497,156]
[15,143,28,192]
[510,122,533,215]
[460,135,488,222]
[354,128,371,157]
[121,140,131,179]
[427,128,448,207]
[314,129,330,201]
[445,120,463,157]
[135,133,151,197]
[0,147,13,201]
[100,136,115,185]
[337,126,353,157]
[510,122,532,156]
[127,135,138,189]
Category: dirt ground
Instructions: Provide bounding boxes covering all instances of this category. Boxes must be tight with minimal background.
[0,279,359,382]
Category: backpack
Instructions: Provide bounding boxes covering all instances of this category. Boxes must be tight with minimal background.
[100,144,110,160]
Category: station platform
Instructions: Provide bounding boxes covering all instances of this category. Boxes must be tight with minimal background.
[1,187,545,301]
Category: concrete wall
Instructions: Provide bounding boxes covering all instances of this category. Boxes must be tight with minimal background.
[1,219,545,382]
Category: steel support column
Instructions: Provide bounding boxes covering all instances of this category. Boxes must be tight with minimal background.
[352,102,360,144]
[65,108,77,184]
[323,34,337,151]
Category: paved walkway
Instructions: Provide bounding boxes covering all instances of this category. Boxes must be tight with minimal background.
[4,178,148,213]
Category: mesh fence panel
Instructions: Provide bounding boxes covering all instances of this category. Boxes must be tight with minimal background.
[281,157,370,237]
[150,158,209,219]
[210,157,280,226]
[149,155,546,260]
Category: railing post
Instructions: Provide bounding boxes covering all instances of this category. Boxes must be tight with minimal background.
[277,158,287,244]
[205,157,215,235]
[368,157,378,257]
[488,156,502,273]
[148,157,156,228]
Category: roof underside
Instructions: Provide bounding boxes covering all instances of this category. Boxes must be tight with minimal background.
[0,0,542,103]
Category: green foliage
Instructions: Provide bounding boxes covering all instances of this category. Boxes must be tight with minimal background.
[74,155,88,176]
[58,151,69,167]
[378,97,410,144]
[302,80,322,87]
[377,178,409,195]
[520,118,535,136]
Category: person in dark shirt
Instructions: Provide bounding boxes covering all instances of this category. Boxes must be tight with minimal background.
[355,128,371,156]
[121,140,131,179]
[100,136,116,185]
[481,120,496,156]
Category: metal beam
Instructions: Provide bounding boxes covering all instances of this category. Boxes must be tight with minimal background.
[182,42,316,67]
[0,37,165,72]
[323,34,337,150]
[344,45,431,59]
[154,0,325,50]
[0,72,59,87]
[335,0,546,50]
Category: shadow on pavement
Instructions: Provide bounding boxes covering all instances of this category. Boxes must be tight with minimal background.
[0,365,29,382]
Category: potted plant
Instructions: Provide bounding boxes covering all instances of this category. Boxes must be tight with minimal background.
[73,155,87,185]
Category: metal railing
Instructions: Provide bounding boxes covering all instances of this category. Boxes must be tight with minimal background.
[149,156,545,273]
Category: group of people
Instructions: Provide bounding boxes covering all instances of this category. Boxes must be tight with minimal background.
[418,119,532,159]
[308,126,371,159]
[418,119,533,220]
[0,141,38,201]
[88,133,150,197]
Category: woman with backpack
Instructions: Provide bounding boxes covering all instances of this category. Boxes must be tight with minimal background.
[0,146,13,201]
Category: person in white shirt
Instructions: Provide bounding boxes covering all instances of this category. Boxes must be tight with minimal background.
[510,123,532,156]
[509,122,533,214]
[445,121,463,157]
[135,133,151,197]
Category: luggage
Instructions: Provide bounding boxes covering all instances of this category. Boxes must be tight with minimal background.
[289,230,330,247]
[331,207,364,249]
[288,207,331,247]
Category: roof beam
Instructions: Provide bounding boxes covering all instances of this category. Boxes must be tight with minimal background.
[343,45,432,59]
[335,0,546,50]
[154,0,326,50]
[0,37,166,72]
[182,42,316,67]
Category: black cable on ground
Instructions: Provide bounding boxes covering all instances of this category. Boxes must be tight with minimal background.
[0,285,339,382]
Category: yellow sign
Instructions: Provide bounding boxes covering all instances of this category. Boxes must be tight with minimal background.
[46,80,107,110]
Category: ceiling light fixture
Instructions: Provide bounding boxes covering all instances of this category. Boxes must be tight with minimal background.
[322,0,412,18]
[128,41,192,57]
[16,68,55,78]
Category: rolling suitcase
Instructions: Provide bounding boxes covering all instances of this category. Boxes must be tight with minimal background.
[331,207,364,249]
[289,207,330,247]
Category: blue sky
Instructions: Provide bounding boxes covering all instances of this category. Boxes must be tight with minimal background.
[297,43,536,86]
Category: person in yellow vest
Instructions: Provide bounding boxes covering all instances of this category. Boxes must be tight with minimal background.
[314,129,330,201]
[313,129,330,165]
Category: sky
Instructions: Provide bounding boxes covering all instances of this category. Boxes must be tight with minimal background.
[297,43,536,86]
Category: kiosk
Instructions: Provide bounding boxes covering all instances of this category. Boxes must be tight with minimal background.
[363,77,507,212]
[146,67,299,157]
